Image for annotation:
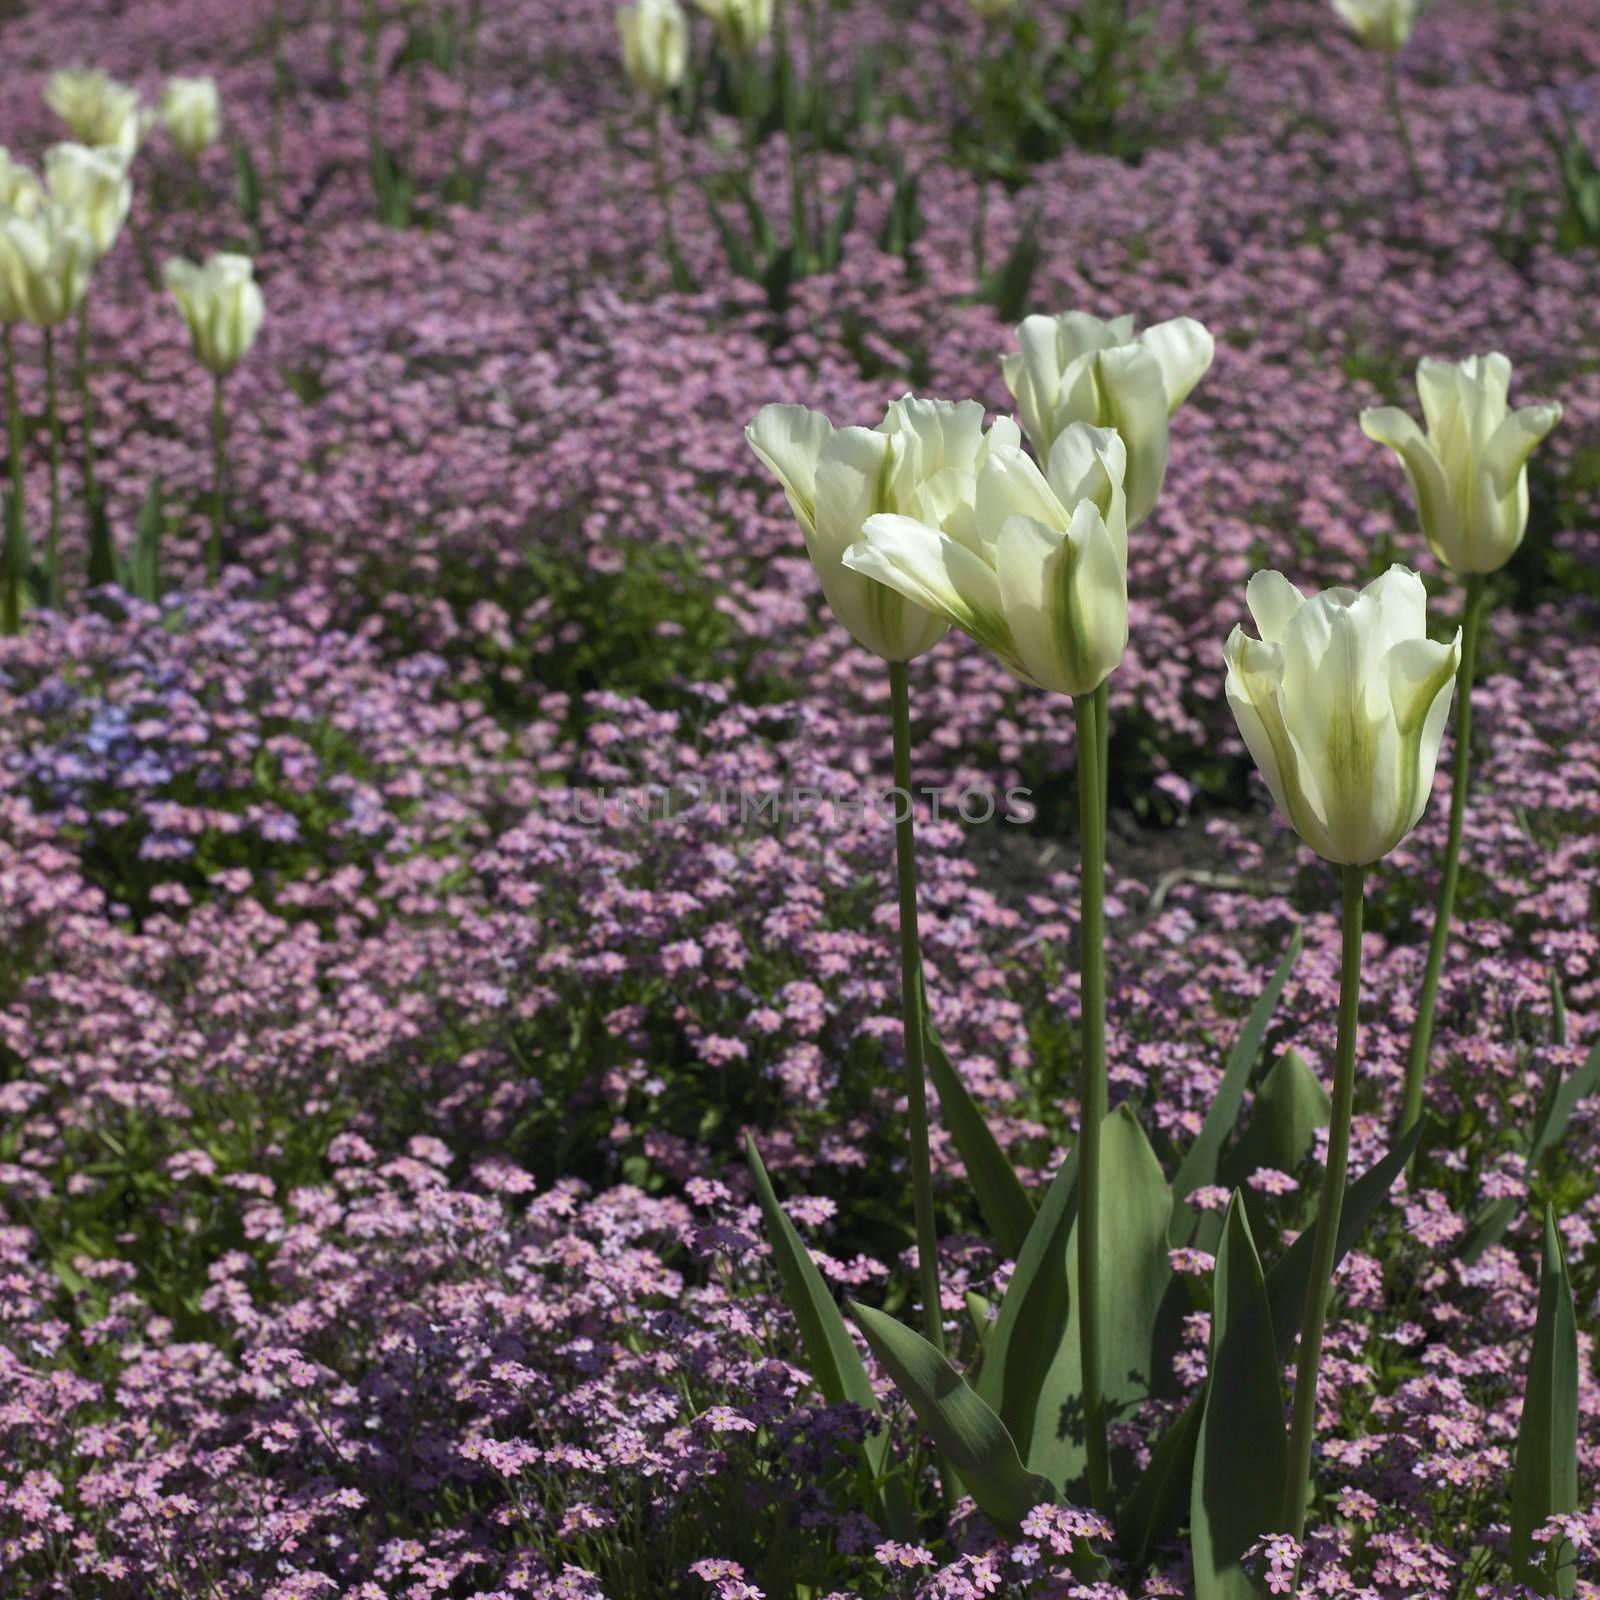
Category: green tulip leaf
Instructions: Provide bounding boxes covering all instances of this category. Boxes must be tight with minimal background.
[1171,926,1303,1243]
[1118,1120,1422,1554]
[921,970,1035,1261]
[981,1107,1179,1499]
[975,1146,1076,1444]
[848,1299,1053,1530]
[1509,1208,1579,1596]
[745,1136,909,1536]
[1218,1048,1329,1244]
[1192,1195,1285,1600]
[1458,1032,1600,1265]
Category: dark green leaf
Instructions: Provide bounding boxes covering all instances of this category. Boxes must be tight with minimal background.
[1192,1196,1284,1600]
[924,1017,1034,1261]
[1459,1034,1600,1264]
[1509,1208,1579,1596]
[849,1300,1052,1530]
[1121,1121,1421,1553]
[1171,926,1302,1240]
[745,1136,908,1536]
[1220,1047,1329,1240]
[981,1108,1178,1499]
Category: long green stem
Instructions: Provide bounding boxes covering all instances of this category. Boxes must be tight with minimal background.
[77,297,98,502]
[42,326,61,610]
[773,0,808,265]
[739,50,760,189]
[1283,862,1365,1539]
[1073,680,1111,1515]
[1399,575,1487,1140]
[888,660,944,1361]
[1384,51,1424,196]
[3,326,24,633]
[209,373,227,583]
[451,0,483,180]
[271,0,286,206]
[649,105,688,289]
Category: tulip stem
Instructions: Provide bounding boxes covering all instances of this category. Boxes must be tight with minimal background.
[1073,681,1111,1516]
[451,0,483,184]
[650,104,689,290]
[209,373,227,584]
[76,297,98,508]
[887,661,949,1444]
[42,326,61,611]
[1399,575,1487,1144]
[3,326,25,634]
[1384,51,1424,196]
[270,0,286,207]
[1283,861,1365,1540]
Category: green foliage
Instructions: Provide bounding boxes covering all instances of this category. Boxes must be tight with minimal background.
[1508,1209,1580,1595]
[233,136,263,251]
[1550,115,1600,250]
[975,215,1041,324]
[848,1299,1053,1530]
[923,974,1036,1258]
[1191,1196,1285,1600]
[745,1136,910,1536]
[124,474,164,603]
[1458,1030,1600,1263]
[1170,926,1303,1240]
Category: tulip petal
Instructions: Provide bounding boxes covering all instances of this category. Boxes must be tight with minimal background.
[1093,344,1170,527]
[849,514,1012,658]
[975,448,1069,548]
[1483,403,1562,500]
[1383,630,1462,833]
[746,404,833,536]
[1244,571,1305,646]
[812,426,893,563]
[1361,564,1427,663]
[1359,406,1454,564]
[1138,317,1215,415]
[1045,423,1126,514]
[1225,629,1321,848]
[991,505,1126,696]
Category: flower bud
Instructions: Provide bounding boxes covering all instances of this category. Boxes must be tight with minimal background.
[617,0,689,98]
[0,205,96,328]
[1331,0,1419,52]
[160,76,223,161]
[1224,565,1461,866]
[1001,310,1213,528]
[692,0,773,55]
[164,252,265,376]
[746,395,1019,662]
[845,421,1130,698]
[1360,354,1562,576]
[44,68,149,163]
[44,143,132,259]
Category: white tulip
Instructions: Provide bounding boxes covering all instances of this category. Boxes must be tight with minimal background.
[1360,354,1562,576]
[617,0,689,98]
[1224,565,1461,866]
[160,76,223,160]
[43,69,149,163]
[692,0,773,54]
[164,253,265,376]
[844,422,1129,698]
[44,143,132,260]
[0,149,45,219]
[1331,0,1419,51]
[1001,310,1214,527]
[746,394,1020,662]
[0,206,96,328]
